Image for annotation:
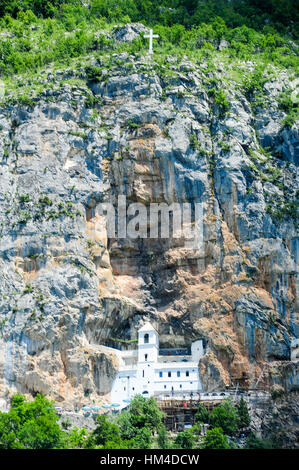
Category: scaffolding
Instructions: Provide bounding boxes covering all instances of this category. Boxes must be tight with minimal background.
[157,398,223,432]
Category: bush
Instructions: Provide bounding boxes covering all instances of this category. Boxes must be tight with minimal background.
[281,110,298,129]
[190,133,199,151]
[245,432,275,449]
[208,88,230,115]
[84,415,123,448]
[157,426,170,449]
[242,65,268,96]
[174,428,196,449]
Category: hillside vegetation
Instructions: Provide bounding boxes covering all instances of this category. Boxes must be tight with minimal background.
[0,0,298,79]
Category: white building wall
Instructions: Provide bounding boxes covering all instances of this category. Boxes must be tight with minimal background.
[138,329,159,363]
[110,324,204,405]
[191,340,204,362]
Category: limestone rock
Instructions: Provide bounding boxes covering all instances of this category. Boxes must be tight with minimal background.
[0,51,297,411]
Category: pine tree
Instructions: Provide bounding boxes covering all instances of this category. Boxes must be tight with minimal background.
[237,396,251,429]
[195,403,210,424]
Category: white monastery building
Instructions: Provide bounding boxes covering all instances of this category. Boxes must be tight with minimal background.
[110,322,206,404]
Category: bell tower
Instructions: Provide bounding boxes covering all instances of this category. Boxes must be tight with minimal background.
[138,322,159,363]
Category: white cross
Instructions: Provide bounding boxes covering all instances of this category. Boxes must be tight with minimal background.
[144,29,159,55]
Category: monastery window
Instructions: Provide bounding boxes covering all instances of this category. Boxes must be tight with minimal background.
[177,371,180,377]
[159,371,163,377]
[168,371,171,377]
[144,333,149,344]
[180,384,182,389]
[164,385,167,389]
[142,370,144,377]
[145,354,148,361]
[186,371,189,377]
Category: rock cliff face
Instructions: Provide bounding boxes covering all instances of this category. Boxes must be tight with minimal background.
[0,42,298,407]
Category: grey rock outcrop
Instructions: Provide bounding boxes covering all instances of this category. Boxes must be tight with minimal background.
[0,51,297,413]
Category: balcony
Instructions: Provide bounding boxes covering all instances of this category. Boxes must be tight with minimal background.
[159,348,191,356]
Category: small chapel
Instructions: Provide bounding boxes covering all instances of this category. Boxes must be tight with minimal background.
[110,322,205,405]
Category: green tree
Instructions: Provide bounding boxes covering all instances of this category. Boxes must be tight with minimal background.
[117,410,138,441]
[84,415,123,449]
[210,398,239,436]
[128,395,165,435]
[0,409,23,449]
[0,393,64,449]
[174,428,195,449]
[195,403,210,424]
[130,427,152,449]
[237,397,251,429]
[65,427,88,448]
[157,425,170,449]
[117,395,165,448]
[201,427,231,449]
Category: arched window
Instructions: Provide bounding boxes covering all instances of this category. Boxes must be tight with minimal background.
[144,333,149,344]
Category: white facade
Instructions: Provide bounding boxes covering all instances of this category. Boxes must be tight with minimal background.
[110,322,205,405]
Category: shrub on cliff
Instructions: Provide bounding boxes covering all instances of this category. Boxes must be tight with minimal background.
[245,432,275,449]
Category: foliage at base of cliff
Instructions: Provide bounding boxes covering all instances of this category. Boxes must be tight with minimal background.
[1,393,281,449]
